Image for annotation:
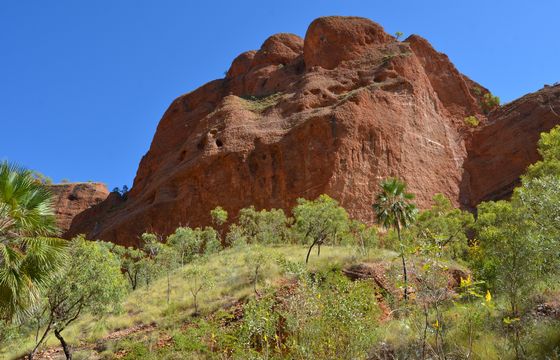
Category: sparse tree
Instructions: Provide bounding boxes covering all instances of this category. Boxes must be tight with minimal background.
[413,194,474,260]
[373,177,417,301]
[141,232,162,258]
[112,185,129,199]
[523,125,560,180]
[31,171,53,185]
[225,223,249,247]
[243,245,269,294]
[157,245,179,304]
[184,264,214,316]
[111,245,146,290]
[211,206,228,228]
[349,220,377,257]
[167,226,221,267]
[211,206,228,241]
[167,227,200,266]
[293,195,350,263]
[29,237,127,360]
[200,227,221,255]
[481,93,500,113]
[237,206,291,244]
[140,233,163,288]
[475,200,535,358]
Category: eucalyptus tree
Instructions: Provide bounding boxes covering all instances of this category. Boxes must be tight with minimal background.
[413,194,474,260]
[524,125,560,180]
[237,206,291,245]
[293,195,350,264]
[373,177,417,301]
[156,245,179,304]
[29,237,126,360]
[184,264,215,316]
[243,245,270,294]
[210,206,228,241]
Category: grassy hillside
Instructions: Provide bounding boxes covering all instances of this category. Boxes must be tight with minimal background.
[6,241,560,359]
[3,245,395,359]
[8,241,559,360]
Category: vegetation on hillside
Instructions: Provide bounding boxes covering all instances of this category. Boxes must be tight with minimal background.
[2,126,560,359]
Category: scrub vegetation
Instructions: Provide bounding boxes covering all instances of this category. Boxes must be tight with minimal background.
[2,126,560,359]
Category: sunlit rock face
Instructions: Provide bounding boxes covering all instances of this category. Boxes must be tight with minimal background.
[65,16,560,246]
[48,182,109,233]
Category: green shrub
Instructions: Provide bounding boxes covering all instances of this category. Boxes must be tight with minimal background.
[236,206,291,245]
[239,93,283,113]
[481,93,500,113]
[281,271,380,359]
[464,115,480,127]
[119,341,153,360]
[235,294,279,355]
[293,195,351,263]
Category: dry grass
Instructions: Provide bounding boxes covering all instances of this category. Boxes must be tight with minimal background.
[239,93,283,113]
[1,244,397,359]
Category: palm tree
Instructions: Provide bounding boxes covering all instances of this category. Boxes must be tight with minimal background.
[373,177,417,301]
[0,161,66,321]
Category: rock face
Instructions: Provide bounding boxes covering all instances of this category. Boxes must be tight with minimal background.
[462,84,560,207]
[66,16,560,246]
[48,183,109,233]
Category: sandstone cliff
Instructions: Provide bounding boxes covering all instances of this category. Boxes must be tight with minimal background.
[65,16,560,246]
[48,182,109,233]
[462,84,560,207]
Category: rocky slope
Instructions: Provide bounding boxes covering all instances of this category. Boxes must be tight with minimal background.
[65,16,560,246]
[48,182,109,233]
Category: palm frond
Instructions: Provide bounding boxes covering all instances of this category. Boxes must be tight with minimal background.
[0,161,65,321]
[372,177,417,229]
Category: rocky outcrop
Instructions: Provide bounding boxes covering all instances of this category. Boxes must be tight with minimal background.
[462,84,560,207]
[48,183,109,233]
[66,16,560,246]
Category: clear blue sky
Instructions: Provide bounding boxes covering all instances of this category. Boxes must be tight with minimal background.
[1,1,558,190]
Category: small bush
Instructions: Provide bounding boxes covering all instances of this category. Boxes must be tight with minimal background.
[240,93,283,113]
[464,115,480,127]
[481,93,500,113]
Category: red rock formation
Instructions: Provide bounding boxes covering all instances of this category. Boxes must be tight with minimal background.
[48,182,109,233]
[66,16,560,246]
[462,84,560,207]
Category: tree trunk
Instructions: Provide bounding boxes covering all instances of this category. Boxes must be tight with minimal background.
[167,272,170,304]
[54,329,72,360]
[397,223,408,301]
[359,234,365,256]
[305,239,318,264]
[30,320,52,360]
[254,265,260,294]
[422,305,428,359]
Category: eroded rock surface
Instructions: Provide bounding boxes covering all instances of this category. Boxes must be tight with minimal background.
[48,183,109,233]
[65,16,560,246]
[462,84,560,207]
